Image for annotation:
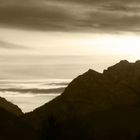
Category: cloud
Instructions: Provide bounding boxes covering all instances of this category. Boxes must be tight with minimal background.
[0,0,140,33]
[0,40,28,49]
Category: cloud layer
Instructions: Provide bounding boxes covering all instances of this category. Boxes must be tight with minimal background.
[0,40,28,49]
[0,0,140,33]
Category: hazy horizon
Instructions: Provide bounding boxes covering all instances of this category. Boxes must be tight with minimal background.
[0,55,139,80]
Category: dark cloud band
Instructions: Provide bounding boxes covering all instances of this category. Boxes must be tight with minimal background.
[0,0,140,33]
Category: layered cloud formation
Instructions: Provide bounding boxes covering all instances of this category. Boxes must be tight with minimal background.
[0,0,140,32]
[0,40,27,49]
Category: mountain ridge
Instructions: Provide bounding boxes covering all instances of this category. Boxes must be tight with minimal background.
[1,60,140,140]
[22,60,140,140]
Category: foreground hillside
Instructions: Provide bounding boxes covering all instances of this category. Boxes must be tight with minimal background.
[0,107,39,140]
[0,97,39,140]
[0,96,22,116]
[23,60,140,140]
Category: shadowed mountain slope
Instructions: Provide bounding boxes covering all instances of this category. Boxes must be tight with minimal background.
[23,60,140,140]
[0,107,39,140]
[0,96,23,116]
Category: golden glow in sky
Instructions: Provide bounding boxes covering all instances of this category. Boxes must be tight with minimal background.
[0,28,140,61]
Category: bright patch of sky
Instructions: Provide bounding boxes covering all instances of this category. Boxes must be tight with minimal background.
[0,28,140,61]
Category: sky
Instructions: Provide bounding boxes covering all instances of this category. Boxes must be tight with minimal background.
[0,0,140,79]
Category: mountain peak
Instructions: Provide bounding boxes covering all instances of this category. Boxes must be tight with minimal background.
[108,59,130,69]
[135,60,140,64]
[119,60,129,64]
[103,60,132,74]
[84,69,101,76]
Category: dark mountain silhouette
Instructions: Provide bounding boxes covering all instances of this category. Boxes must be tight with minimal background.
[23,60,140,140]
[0,107,39,140]
[0,96,23,116]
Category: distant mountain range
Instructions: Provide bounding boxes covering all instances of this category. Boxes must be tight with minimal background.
[2,60,140,140]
